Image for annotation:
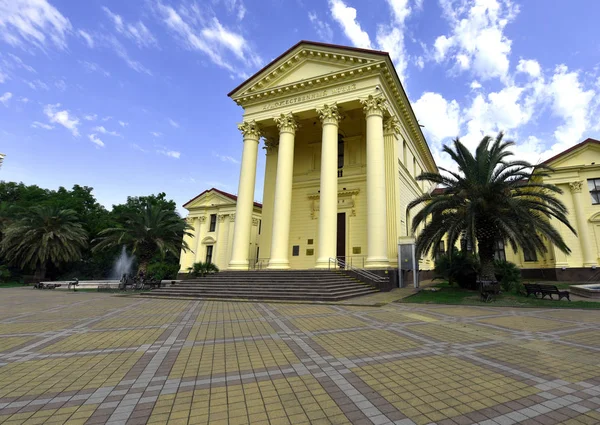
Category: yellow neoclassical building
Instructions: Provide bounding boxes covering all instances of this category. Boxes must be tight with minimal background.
[219,41,437,271]
[179,188,262,273]
[504,138,600,280]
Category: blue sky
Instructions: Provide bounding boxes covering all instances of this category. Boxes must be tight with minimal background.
[1,0,599,214]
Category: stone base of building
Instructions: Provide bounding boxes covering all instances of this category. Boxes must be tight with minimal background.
[520,268,600,282]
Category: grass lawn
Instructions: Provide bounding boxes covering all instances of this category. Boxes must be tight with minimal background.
[402,282,600,309]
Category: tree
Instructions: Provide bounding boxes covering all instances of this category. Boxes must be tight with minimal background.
[409,133,575,280]
[93,201,193,276]
[0,206,88,280]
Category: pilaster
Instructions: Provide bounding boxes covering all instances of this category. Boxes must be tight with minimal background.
[569,181,597,267]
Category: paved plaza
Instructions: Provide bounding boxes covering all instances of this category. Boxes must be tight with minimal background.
[0,289,600,425]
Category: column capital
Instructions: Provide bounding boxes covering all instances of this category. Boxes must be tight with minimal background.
[360,94,387,117]
[198,215,207,223]
[238,120,261,140]
[316,102,342,126]
[229,213,235,221]
[263,137,279,155]
[383,116,401,135]
[274,112,299,134]
[218,214,227,222]
[569,181,583,193]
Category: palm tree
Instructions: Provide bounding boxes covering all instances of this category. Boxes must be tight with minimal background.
[0,206,88,280]
[409,133,575,280]
[93,202,193,276]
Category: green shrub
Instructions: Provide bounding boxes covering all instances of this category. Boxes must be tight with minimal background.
[434,248,480,290]
[0,265,11,282]
[494,260,521,293]
[146,262,180,281]
[188,262,219,277]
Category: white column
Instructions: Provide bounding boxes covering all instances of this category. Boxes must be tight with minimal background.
[229,121,261,270]
[216,214,229,269]
[384,116,401,267]
[361,95,389,268]
[194,216,206,263]
[268,113,298,269]
[316,103,342,268]
[569,181,597,267]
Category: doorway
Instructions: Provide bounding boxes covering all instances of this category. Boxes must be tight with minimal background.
[337,212,346,263]
[205,245,213,264]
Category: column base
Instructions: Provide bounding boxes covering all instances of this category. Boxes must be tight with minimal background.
[365,257,389,269]
[315,258,336,269]
[228,260,249,271]
[583,262,598,268]
[267,259,290,270]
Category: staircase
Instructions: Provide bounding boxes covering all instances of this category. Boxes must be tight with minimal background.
[145,270,379,302]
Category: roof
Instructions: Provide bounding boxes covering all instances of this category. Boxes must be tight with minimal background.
[227,40,436,173]
[227,40,389,98]
[183,188,262,209]
[541,138,600,165]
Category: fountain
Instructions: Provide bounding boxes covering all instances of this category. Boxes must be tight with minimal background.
[39,246,155,290]
[110,246,135,280]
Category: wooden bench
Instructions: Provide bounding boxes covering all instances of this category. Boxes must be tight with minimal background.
[479,280,500,303]
[524,283,570,301]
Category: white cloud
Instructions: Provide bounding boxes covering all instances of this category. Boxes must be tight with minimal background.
[308,12,333,43]
[151,131,162,137]
[328,0,371,49]
[119,121,128,127]
[434,0,518,81]
[0,0,72,50]
[548,64,595,145]
[79,61,111,77]
[84,114,97,121]
[377,26,408,82]
[25,79,49,90]
[107,36,152,75]
[168,118,180,128]
[19,96,29,103]
[154,2,261,78]
[103,7,157,48]
[92,126,121,137]
[43,103,80,137]
[516,59,541,78]
[157,149,180,159]
[8,54,36,73]
[77,30,94,48]
[470,80,482,90]
[0,91,12,106]
[212,151,240,164]
[88,134,105,148]
[31,121,53,130]
[0,71,6,83]
[131,143,148,153]
[413,92,461,145]
[55,79,66,91]
[102,116,112,122]
[220,0,246,21]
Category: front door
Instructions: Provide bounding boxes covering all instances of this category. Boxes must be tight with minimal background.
[337,212,346,263]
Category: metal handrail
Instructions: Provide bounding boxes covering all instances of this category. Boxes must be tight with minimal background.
[328,257,387,283]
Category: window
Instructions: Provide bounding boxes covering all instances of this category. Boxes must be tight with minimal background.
[307,239,313,245]
[292,245,300,256]
[205,245,213,264]
[494,240,506,261]
[435,241,445,260]
[258,219,262,234]
[588,179,600,204]
[338,134,344,169]
[524,250,537,262]
[209,214,217,232]
[460,237,473,253]
[402,140,407,165]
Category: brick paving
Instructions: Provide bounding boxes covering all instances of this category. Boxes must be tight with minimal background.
[0,288,599,424]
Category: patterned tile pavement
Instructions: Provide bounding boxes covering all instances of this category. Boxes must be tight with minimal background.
[0,289,600,424]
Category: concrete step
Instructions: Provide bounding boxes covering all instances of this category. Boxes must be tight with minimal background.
[157,270,379,301]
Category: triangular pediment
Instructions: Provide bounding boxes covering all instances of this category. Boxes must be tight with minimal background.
[229,41,388,99]
[545,140,600,168]
[184,189,237,210]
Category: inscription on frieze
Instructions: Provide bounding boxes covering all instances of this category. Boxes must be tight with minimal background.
[262,84,357,111]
